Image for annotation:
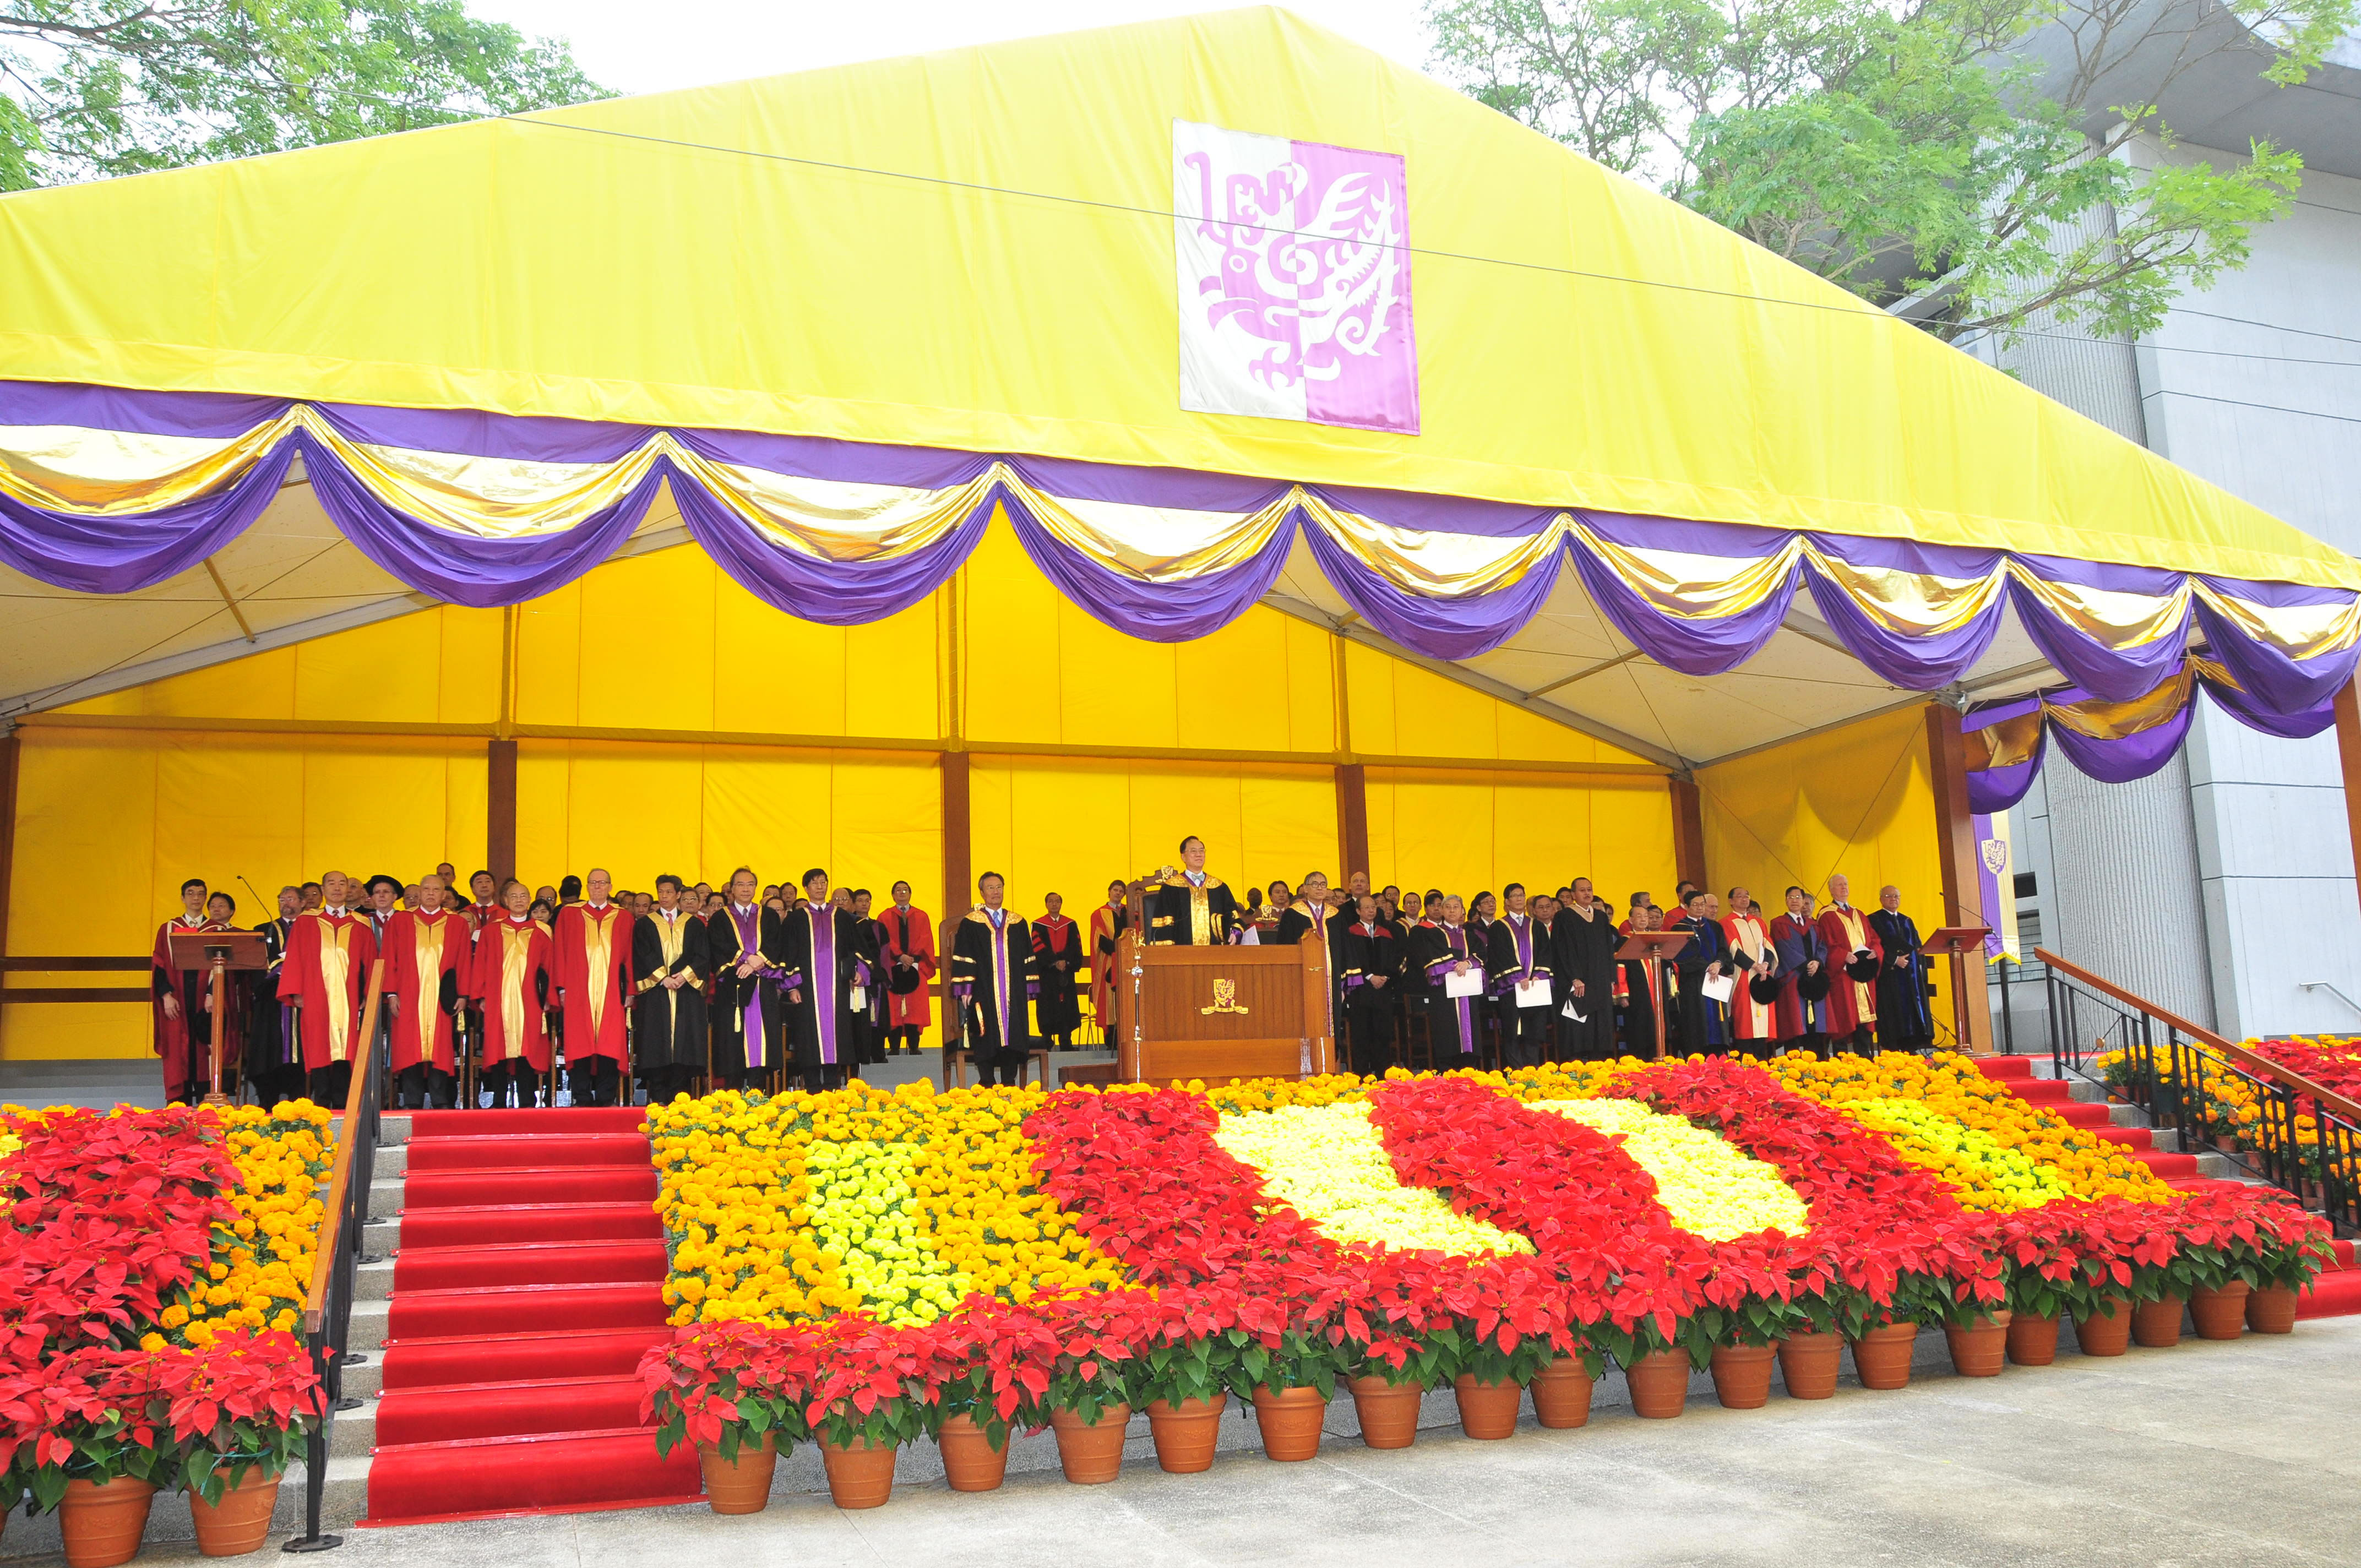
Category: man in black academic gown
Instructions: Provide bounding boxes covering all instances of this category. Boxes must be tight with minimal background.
[1404,894,1485,1063]
[950,872,1037,1087]
[1868,885,1936,1050]
[1487,883,1554,1070]
[632,874,710,1103]
[1338,894,1399,1075]
[1551,878,1620,1062]
[1141,835,1241,946]
[781,869,871,1093]
[244,886,303,1108]
[707,867,786,1091]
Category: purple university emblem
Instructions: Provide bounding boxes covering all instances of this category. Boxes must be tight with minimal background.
[1173,119,1418,435]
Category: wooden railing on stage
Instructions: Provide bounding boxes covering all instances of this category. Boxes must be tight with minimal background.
[1109,930,1333,1085]
[0,954,151,1004]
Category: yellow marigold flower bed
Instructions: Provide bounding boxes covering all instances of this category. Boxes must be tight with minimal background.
[648,1081,1124,1329]
[1530,1097,1810,1239]
[1765,1050,2170,1201]
[177,1099,335,1346]
[1213,1100,1535,1256]
[1838,1097,2070,1211]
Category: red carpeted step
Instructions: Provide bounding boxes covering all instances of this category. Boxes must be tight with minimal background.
[381,1326,671,1392]
[2161,1175,2251,1192]
[397,1202,661,1250]
[2092,1126,2153,1150]
[387,1281,670,1341]
[2297,1269,2361,1320]
[402,1166,659,1210]
[393,1239,667,1293]
[2332,1239,2357,1270]
[2125,1148,2198,1178]
[406,1134,652,1172]
[407,1108,648,1139]
[2006,1077,2075,1104]
[2047,1101,2117,1128]
[361,1428,701,1526]
[374,1375,652,1447]
[1974,1056,2036,1080]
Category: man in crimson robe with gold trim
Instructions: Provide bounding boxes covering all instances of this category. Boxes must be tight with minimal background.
[151,876,226,1104]
[1031,891,1083,1049]
[1815,873,1884,1054]
[284,869,378,1106]
[1719,886,1779,1055]
[554,867,634,1106]
[383,873,464,1109]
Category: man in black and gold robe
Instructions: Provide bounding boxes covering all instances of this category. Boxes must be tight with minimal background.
[1141,835,1241,946]
[949,872,1037,1087]
[632,874,710,1103]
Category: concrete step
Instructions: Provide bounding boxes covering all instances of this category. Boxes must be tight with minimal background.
[350,1300,390,1355]
[369,1175,405,1219]
[358,1257,397,1301]
[331,1402,379,1460]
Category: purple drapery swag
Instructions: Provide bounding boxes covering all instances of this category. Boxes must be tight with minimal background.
[1,378,2351,748]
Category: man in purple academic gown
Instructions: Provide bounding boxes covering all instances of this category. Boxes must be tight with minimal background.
[1403,893,1484,1061]
[707,866,786,1090]
[949,870,1038,1088]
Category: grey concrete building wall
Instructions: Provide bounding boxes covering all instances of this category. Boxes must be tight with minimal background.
[2042,742,2218,1030]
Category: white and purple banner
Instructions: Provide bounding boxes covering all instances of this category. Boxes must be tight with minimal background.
[1172,119,1419,434]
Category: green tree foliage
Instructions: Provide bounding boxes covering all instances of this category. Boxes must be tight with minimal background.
[1424,0,2357,341]
[0,1,608,192]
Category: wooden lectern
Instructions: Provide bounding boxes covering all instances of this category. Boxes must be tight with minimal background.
[168,928,269,1105]
[1110,930,1335,1085]
[1921,926,1993,1056]
[1614,930,1691,1060]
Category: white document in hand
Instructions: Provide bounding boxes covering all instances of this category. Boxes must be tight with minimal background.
[1515,977,1552,1009]
[1562,1001,1587,1022]
[1700,972,1734,1004]
[1444,967,1484,999]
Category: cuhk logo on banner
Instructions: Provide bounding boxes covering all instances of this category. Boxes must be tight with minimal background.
[1173,119,1419,434]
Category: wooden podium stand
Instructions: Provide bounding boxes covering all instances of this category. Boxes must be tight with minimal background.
[1111,930,1334,1086]
[168,928,269,1105]
[1614,930,1690,1060]
[1921,926,1993,1057]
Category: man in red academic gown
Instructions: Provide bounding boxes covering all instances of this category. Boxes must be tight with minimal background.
[554,867,634,1106]
[383,874,465,1109]
[877,879,934,1056]
[1815,873,1884,1055]
[1720,886,1779,1057]
[282,870,379,1106]
[1031,891,1083,1049]
[152,876,223,1104]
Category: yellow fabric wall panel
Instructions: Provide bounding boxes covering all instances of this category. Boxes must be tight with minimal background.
[1343,642,1397,755]
[294,622,440,724]
[554,743,706,890]
[1237,770,1341,889]
[962,525,1070,746]
[1,732,157,1059]
[1390,663,1500,761]
[699,750,829,890]
[841,613,941,741]
[296,738,486,885]
[515,583,584,728]
[1174,614,1293,756]
[576,552,719,732]
[65,647,300,720]
[1588,785,1681,907]
[513,743,573,890]
[1362,771,1677,910]
[1285,620,1339,753]
[1699,705,1940,913]
[436,608,504,725]
[828,760,943,911]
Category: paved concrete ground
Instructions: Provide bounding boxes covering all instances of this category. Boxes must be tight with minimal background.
[9,1315,2355,1568]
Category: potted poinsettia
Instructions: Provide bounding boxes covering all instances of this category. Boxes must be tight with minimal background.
[1134,1290,1247,1475]
[160,1331,325,1555]
[799,1316,961,1511]
[18,1348,176,1568]
[639,1322,809,1515]
[1018,1292,1149,1485]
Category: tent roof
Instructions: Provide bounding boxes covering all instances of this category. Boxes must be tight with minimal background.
[0,7,2347,765]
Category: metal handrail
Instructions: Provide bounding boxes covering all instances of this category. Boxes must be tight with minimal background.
[2037,948,2357,1237]
[285,960,387,1555]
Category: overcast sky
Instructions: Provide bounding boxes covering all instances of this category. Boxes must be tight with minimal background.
[466,2,1432,97]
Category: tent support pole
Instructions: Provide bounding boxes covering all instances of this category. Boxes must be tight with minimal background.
[1924,702,1992,1054]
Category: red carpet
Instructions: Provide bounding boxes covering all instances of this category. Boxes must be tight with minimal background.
[362,1109,699,1527]
[1973,1054,2359,1319]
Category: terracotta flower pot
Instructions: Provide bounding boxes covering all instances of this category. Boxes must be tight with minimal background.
[1047,1403,1130,1484]
[1945,1311,2012,1378]
[2006,1312,2060,1366]
[1451,1374,1522,1439]
[1847,1322,1918,1390]
[1250,1385,1328,1462]
[59,1476,156,1568]
[1709,1343,1777,1409]
[1348,1376,1423,1450]
[191,1466,282,1557]
[2190,1282,2250,1341]
[697,1433,777,1515]
[2246,1284,2298,1335]
[938,1413,1010,1493]
[1529,1359,1596,1429]
[1146,1394,1226,1473]
[817,1435,898,1510]
[2132,1295,2186,1348]
[2074,1297,2132,1357]
[1777,1331,1842,1400]
[1622,1348,1690,1418]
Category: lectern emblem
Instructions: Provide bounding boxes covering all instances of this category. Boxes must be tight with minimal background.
[1201,978,1250,1016]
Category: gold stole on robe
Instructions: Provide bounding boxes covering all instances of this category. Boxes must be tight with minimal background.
[499,922,532,1060]
[583,907,617,1033]
[318,919,353,1063]
[411,913,449,1054]
[1830,906,1876,1019]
